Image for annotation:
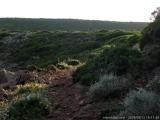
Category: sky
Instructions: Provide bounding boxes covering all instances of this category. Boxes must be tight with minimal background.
[0,0,159,22]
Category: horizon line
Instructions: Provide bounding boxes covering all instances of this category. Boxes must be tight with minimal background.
[0,17,149,23]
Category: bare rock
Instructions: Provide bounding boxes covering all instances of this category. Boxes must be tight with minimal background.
[15,70,38,84]
[0,69,17,89]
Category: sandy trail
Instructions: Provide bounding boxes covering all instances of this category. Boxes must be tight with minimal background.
[41,68,103,120]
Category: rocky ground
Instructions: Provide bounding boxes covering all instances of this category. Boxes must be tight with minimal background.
[0,66,114,120]
[37,68,113,120]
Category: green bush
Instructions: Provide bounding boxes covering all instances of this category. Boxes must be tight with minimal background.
[127,34,141,47]
[107,34,141,47]
[73,60,98,85]
[142,45,160,71]
[0,42,7,52]
[7,94,50,120]
[96,30,132,41]
[140,18,160,49]
[101,47,141,75]
[140,25,153,49]
[89,74,130,99]
[121,89,160,116]
[139,16,160,74]
[0,32,10,39]
[73,47,142,86]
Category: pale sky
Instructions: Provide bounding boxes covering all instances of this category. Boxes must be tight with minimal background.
[0,0,159,22]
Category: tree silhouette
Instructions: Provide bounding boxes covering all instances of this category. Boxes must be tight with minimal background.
[151,7,160,21]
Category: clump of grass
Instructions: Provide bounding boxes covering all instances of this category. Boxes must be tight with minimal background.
[7,94,51,120]
[16,83,47,95]
[89,74,130,99]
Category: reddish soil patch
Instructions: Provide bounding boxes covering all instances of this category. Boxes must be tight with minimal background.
[39,68,106,120]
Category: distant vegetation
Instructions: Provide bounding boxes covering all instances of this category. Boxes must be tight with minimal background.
[0,18,147,31]
[0,30,140,69]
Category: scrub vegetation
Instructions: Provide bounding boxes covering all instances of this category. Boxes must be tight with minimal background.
[0,7,160,119]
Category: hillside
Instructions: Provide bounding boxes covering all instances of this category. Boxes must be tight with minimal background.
[0,18,147,31]
[1,14,160,119]
[0,30,142,120]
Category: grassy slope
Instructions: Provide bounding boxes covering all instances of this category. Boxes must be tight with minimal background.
[0,18,147,31]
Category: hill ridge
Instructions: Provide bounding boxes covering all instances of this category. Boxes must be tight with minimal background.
[0,18,148,31]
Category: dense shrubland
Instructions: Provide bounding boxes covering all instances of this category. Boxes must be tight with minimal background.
[74,7,160,88]
[8,94,50,120]
[0,30,139,69]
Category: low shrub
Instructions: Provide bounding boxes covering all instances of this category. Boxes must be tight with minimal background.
[89,74,130,99]
[96,30,132,41]
[121,89,160,116]
[73,61,98,86]
[142,45,160,71]
[140,26,153,49]
[127,34,141,47]
[102,47,141,75]
[0,32,10,39]
[140,17,160,49]
[107,34,141,47]
[73,47,142,86]
[7,94,50,120]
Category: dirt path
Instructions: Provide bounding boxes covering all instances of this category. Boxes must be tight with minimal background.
[40,68,105,120]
